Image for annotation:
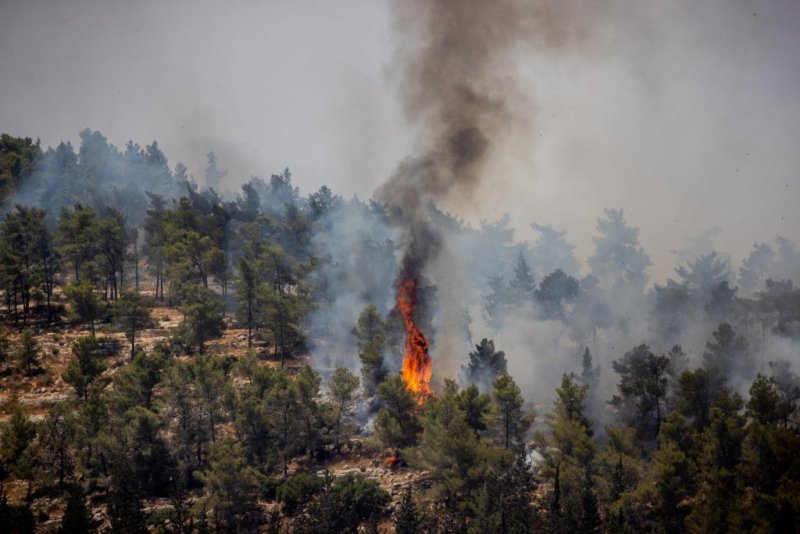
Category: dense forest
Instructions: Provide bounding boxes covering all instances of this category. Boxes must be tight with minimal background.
[0,130,798,533]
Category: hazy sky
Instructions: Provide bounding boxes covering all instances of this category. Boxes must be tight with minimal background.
[1,0,799,282]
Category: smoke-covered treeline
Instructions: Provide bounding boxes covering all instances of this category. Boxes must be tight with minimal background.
[0,130,799,532]
[1,128,799,393]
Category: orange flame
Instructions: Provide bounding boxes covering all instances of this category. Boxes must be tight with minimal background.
[397,278,432,400]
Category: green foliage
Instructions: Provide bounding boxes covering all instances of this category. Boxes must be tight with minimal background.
[702,322,750,393]
[0,134,40,201]
[412,381,488,496]
[72,383,108,474]
[0,333,8,364]
[111,348,169,412]
[161,358,219,477]
[457,383,491,434]
[705,280,738,323]
[393,488,423,534]
[161,196,228,292]
[58,485,98,534]
[15,329,39,375]
[539,374,599,533]
[581,347,600,387]
[328,366,360,452]
[260,282,308,363]
[650,439,692,531]
[93,207,128,300]
[294,365,324,457]
[234,257,259,347]
[106,460,147,534]
[197,437,262,532]
[328,473,389,524]
[684,392,747,533]
[277,472,325,515]
[651,279,691,341]
[468,455,541,534]
[1,133,800,532]
[736,418,800,532]
[490,373,532,453]
[0,205,58,319]
[124,406,176,496]
[611,344,671,443]
[463,338,507,388]
[63,282,101,335]
[295,474,389,533]
[674,367,713,431]
[234,238,308,361]
[112,291,153,359]
[0,405,37,479]
[535,269,581,320]
[39,404,75,489]
[186,356,227,445]
[553,373,592,432]
[375,375,419,447]
[228,364,277,471]
[62,336,106,400]
[509,253,536,306]
[57,203,127,297]
[175,284,225,354]
[267,368,302,475]
[354,304,388,396]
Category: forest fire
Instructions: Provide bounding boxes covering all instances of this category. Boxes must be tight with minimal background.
[397,277,432,400]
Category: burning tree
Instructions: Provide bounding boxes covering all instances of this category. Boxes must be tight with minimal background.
[397,277,432,399]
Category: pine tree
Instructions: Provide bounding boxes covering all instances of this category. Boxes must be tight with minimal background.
[175,283,225,354]
[58,486,98,534]
[328,366,360,453]
[375,375,419,447]
[113,291,152,359]
[40,404,75,489]
[490,373,532,453]
[581,348,599,387]
[463,338,507,389]
[535,269,581,320]
[62,336,106,400]
[611,344,670,442]
[106,463,147,534]
[15,329,39,375]
[587,208,652,290]
[0,404,36,478]
[197,437,261,533]
[0,485,35,534]
[354,304,388,396]
[63,282,102,336]
[509,253,536,306]
[394,489,421,534]
[702,322,750,394]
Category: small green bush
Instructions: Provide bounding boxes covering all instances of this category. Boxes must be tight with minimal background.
[277,472,325,515]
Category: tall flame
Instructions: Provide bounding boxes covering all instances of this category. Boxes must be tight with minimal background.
[397,278,432,399]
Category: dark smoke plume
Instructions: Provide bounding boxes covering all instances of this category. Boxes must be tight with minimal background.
[377,0,593,272]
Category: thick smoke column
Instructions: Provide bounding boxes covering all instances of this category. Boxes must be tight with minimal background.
[377,0,595,260]
[377,1,586,389]
[378,0,544,212]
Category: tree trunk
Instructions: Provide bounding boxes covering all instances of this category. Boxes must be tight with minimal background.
[134,242,139,294]
[130,327,136,360]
